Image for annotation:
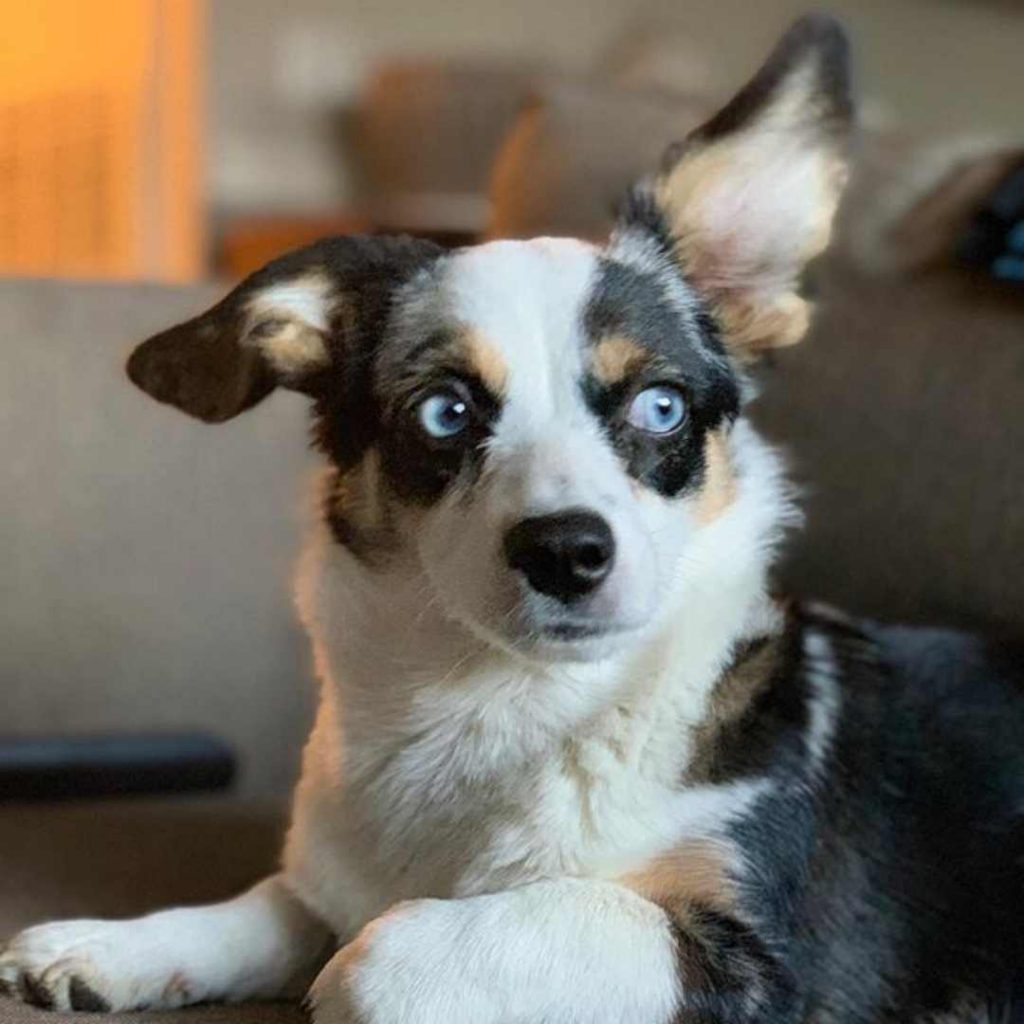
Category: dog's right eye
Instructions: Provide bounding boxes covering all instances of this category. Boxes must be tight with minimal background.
[417,388,472,439]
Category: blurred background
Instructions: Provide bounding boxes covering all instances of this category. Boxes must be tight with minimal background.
[2,0,1022,806]
[2,0,1024,282]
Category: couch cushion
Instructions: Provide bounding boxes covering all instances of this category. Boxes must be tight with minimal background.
[753,256,1024,637]
[0,799,304,1024]
[0,278,316,801]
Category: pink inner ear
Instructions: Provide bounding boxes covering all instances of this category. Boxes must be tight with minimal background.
[682,140,839,295]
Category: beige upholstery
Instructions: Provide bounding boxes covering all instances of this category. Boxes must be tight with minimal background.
[0,279,317,800]
[755,257,1024,636]
[0,998,303,1024]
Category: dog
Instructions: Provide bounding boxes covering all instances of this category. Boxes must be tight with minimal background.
[2,15,1021,1023]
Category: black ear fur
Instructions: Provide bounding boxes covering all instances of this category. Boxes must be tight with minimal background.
[126,235,444,423]
[686,13,853,150]
[127,298,275,424]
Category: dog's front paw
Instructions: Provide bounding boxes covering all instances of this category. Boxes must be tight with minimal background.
[306,900,495,1024]
[0,920,193,1013]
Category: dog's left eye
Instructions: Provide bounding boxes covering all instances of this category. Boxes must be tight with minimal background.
[417,389,472,439]
[626,385,687,434]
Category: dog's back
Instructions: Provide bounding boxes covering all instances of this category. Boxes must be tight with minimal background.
[736,613,1024,1022]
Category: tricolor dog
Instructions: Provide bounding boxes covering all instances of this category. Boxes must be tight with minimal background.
[3,16,1022,1024]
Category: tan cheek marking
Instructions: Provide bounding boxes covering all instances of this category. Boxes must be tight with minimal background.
[335,449,387,524]
[621,839,739,913]
[694,429,737,525]
[461,328,509,397]
[592,335,648,386]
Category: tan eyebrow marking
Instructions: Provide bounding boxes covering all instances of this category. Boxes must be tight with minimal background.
[460,327,509,397]
[592,335,650,385]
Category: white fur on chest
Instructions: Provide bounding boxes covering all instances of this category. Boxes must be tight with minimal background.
[283,422,787,938]
[284,678,759,939]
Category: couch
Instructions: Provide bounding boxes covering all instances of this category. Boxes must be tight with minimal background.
[3,85,1022,1024]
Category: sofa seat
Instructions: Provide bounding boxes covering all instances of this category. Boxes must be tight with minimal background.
[0,799,305,1024]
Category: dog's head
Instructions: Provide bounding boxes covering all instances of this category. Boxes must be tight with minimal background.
[129,16,853,661]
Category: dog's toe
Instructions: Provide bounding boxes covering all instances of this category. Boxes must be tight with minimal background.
[17,970,55,1009]
[0,927,120,1012]
[68,975,112,1012]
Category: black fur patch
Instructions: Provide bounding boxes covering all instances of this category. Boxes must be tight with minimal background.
[613,185,677,260]
[68,977,112,1012]
[582,257,740,497]
[664,900,794,1023]
[18,972,54,1009]
[313,251,507,553]
[374,329,501,507]
[303,235,446,475]
[708,606,1024,1023]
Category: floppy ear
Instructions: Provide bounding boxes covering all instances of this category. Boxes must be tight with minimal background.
[127,235,442,423]
[614,14,855,358]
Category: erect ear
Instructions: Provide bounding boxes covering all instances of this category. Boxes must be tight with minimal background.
[127,235,443,423]
[613,14,855,359]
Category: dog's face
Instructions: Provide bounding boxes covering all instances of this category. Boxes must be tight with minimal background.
[128,17,852,660]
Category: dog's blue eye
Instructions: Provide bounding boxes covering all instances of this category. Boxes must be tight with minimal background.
[418,391,472,439]
[627,385,686,434]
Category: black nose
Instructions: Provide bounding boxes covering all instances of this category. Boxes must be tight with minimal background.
[504,510,615,602]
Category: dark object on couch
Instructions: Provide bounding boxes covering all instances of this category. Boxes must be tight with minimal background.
[0,734,235,802]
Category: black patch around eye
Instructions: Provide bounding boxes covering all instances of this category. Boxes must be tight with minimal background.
[583,376,704,498]
[583,258,740,498]
[378,376,498,505]
[306,235,447,476]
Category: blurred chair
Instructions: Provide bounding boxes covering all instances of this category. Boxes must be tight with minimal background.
[351,60,544,239]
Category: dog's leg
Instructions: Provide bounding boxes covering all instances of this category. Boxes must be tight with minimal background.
[0,874,332,1012]
[307,877,787,1024]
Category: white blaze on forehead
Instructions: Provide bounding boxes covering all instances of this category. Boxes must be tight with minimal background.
[445,238,599,425]
[443,238,635,523]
